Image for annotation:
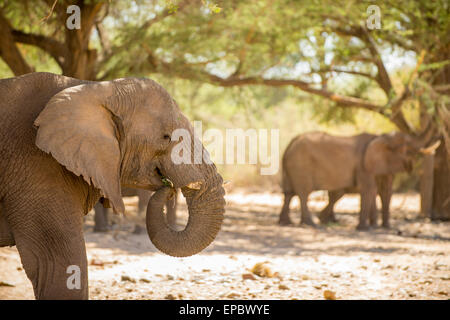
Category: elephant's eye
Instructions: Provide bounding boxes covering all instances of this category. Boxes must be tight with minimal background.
[163,134,171,140]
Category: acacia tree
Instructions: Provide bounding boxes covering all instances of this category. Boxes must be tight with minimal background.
[0,0,216,79]
[0,0,448,218]
[105,0,449,218]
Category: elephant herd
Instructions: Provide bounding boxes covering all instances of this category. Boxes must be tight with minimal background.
[0,72,438,299]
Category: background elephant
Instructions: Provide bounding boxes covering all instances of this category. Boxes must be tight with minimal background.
[279,131,435,230]
[316,175,393,225]
[93,188,178,232]
[0,72,225,299]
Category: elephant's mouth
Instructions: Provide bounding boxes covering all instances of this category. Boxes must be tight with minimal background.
[144,165,165,189]
[123,165,166,191]
[154,166,174,188]
[154,166,164,180]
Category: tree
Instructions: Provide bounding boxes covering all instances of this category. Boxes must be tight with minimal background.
[0,0,217,79]
[1,0,448,218]
[109,0,449,218]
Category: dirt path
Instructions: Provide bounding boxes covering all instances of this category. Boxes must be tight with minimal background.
[1,190,449,300]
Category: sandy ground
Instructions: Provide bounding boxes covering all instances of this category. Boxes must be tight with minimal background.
[1,189,449,300]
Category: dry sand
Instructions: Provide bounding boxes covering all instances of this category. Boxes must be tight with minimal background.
[1,190,449,300]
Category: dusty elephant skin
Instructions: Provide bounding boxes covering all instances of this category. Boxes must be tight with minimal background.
[279,131,435,230]
[0,72,225,299]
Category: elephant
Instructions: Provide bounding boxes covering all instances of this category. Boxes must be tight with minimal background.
[310,175,393,225]
[0,72,225,299]
[278,130,435,230]
[93,188,178,232]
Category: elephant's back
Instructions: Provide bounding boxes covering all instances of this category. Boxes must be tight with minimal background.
[0,73,84,123]
[0,73,85,184]
[283,131,363,191]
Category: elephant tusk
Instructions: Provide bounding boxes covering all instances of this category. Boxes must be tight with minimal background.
[420,140,441,155]
[161,177,174,188]
[186,181,203,190]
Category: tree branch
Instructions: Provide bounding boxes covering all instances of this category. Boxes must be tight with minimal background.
[140,0,194,30]
[0,8,33,75]
[382,32,416,51]
[332,24,393,95]
[102,0,196,64]
[327,22,419,133]
[150,56,383,112]
[320,67,378,82]
[95,22,111,59]
[11,29,67,67]
[387,88,415,134]
[359,26,393,95]
[39,0,58,23]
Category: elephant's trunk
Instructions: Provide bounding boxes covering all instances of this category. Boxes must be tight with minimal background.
[146,167,225,257]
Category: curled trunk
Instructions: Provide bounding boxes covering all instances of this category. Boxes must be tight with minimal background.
[146,169,225,257]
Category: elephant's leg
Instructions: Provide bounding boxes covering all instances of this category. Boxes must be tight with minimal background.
[137,189,151,216]
[357,178,377,231]
[165,189,178,227]
[289,176,315,227]
[369,198,378,227]
[131,189,153,235]
[377,175,393,229]
[279,192,294,225]
[0,204,15,246]
[319,190,345,224]
[4,199,88,299]
[93,200,110,232]
[298,192,316,227]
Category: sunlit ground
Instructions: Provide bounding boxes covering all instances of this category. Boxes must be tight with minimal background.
[1,190,449,300]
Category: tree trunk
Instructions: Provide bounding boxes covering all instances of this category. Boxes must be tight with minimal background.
[420,154,434,217]
[431,142,450,220]
[429,60,450,220]
[0,9,33,75]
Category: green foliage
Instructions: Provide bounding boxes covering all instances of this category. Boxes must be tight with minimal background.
[1,0,448,188]
[419,60,450,72]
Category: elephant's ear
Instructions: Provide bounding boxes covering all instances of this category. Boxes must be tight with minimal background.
[364,134,408,175]
[34,82,125,214]
[363,136,390,175]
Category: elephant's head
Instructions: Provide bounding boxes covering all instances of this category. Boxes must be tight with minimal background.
[364,127,439,175]
[33,78,225,257]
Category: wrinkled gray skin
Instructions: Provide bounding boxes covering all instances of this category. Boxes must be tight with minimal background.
[279,131,431,230]
[93,188,178,232]
[0,73,225,299]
